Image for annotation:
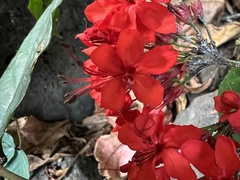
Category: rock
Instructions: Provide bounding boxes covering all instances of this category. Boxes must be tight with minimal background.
[174,91,219,127]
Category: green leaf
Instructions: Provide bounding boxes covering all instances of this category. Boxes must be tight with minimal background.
[0,0,63,138]
[218,68,240,95]
[232,132,240,144]
[232,133,240,143]
[4,150,29,179]
[2,133,29,179]
[2,133,15,163]
[28,0,43,20]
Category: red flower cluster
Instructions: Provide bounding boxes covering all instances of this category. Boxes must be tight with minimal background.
[62,0,240,179]
[84,0,176,42]
[118,111,202,179]
[67,28,178,110]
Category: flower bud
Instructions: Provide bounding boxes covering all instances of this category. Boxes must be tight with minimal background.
[167,3,192,24]
[221,90,240,110]
[190,0,204,22]
[155,33,175,45]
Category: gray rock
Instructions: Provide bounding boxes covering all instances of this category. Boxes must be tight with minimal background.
[174,91,219,127]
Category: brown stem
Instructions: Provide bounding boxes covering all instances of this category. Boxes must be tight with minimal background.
[15,118,22,149]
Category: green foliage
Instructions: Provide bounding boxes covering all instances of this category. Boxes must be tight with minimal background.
[2,133,29,179]
[28,0,60,36]
[0,0,62,139]
[218,68,240,95]
[232,132,240,144]
[28,0,43,20]
[2,133,15,163]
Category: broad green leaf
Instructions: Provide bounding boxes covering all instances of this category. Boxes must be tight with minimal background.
[2,133,29,179]
[28,0,43,20]
[4,150,29,179]
[2,133,15,163]
[218,68,240,95]
[0,0,63,138]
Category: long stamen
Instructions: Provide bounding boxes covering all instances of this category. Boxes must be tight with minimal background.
[64,76,119,103]
[83,66,123,77]
[133,148,157,163]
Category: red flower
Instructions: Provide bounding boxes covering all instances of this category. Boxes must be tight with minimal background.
[181,135,240,179]
[66,29,177,110]
[84,0,176,42]
[75,26,120,55]
[214,90,240,128]
[118,111,202,179]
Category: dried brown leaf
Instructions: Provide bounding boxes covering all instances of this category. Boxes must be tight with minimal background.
[28,153,72,171]
[225,0,234,14]
[48,166,69,180]
[7,116,90,172]
[202,22,240,47]
[175,94,187,113]
[94,133,135,180]
[202,0,225,23]
[184,77,213,94]
[82,113,108,129]
[233,0,240,10]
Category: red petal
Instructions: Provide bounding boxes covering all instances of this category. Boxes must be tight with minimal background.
[90,44,123,73]
[228,110,240,128]
[136,2,176,33]
[118,123,149,150]
[137,46,178,74]
[221,90,240,109]
[154,10,176,34]
[134,114,156,138]
[82,46,97,56]
[132,73,163,107]
[181,140,220,178]
[215,135,240,178]
[116,29,144,67]
[101,78,126,110]
[155,167,171,180]
[163,125,202,147]
[214,96,232,113]
[162,149,196,180]
[134,159,156,180]
[136,20,156,43]
[110,5,137,29]
[154,0,170,2]
[84,1,113,23]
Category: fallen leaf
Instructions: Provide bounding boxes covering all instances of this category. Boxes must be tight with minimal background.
[202,22,240,47]
[184,76,214,93]
[225,0,234,14]
[6,116,91,171]
[28,153,72,171]
[202,0,225,23]
[94,133,135,180]
[175,94,187,113]
[233,0,240,10]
